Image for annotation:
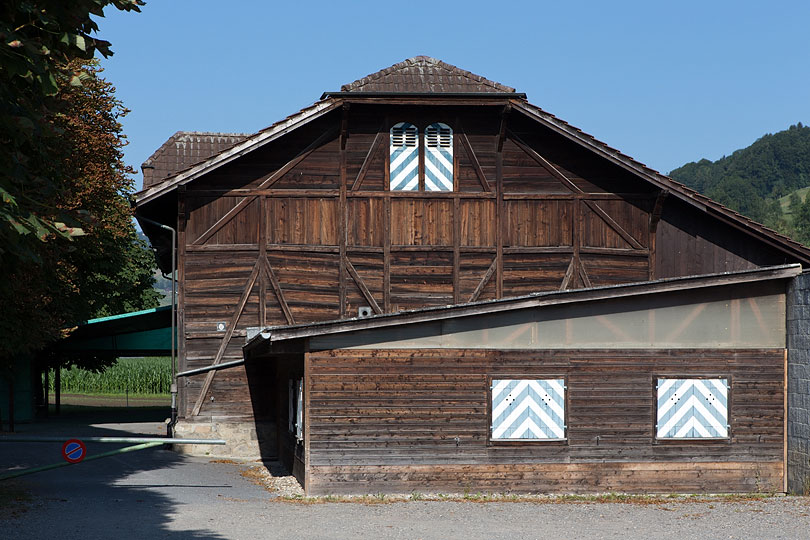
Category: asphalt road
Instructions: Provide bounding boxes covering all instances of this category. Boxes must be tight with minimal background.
[2,407,810,540]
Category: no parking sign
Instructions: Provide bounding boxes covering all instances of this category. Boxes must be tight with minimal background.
[61,439,87,464]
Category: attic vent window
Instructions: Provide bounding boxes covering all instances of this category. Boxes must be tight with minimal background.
[389,122,454,192]
[425,123,453,191]
[390,122,419,191]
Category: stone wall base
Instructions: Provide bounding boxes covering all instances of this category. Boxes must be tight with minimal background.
[788,272,810,495]
[172,419,277,460]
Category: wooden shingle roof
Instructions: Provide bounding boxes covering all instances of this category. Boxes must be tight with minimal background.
[141,131,249,187]
[339,56,515,94]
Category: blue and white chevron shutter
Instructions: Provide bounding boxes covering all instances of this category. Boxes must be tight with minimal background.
[491,379,566,440]
[389,122,419,191]
[656,378,729,438]
[424,123,453,191]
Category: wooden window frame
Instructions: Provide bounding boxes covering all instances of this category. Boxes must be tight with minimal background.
[652,375,732,444]
[487,375,569,446]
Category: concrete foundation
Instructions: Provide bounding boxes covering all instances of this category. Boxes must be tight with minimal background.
[172,419,277,460]
[788,272,810,494]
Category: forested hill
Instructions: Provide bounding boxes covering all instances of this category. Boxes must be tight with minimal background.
[669,123,810,243]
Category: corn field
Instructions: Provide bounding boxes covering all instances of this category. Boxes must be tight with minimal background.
[48,357,171,395]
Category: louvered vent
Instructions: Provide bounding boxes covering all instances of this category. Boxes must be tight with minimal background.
[426,124,452,148]
[391,123,418,147]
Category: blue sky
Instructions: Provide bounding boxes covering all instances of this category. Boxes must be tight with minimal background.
[95,1,810,191]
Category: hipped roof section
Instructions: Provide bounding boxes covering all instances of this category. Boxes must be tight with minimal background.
[133,57,810,262]
[142,132,249,188]
[244,264,802,353]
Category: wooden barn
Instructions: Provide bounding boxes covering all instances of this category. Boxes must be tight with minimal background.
[134,57,810,494]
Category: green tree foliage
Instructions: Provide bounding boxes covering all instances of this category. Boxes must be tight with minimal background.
[1,1,157,370]
[1,59,160,368]
[1,1,143,263]
[670,123,810,229]
[793,196,810,246]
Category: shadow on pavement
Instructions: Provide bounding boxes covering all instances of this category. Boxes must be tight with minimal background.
[0,405,231,539]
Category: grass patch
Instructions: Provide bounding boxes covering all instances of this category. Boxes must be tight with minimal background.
[48,357,171,395]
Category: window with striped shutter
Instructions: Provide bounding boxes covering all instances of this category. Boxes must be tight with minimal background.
[656,378,729,439]
[491,379,566,440]
[389,122,419,191]
[424,123,453,191]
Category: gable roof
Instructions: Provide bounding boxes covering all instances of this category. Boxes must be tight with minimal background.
[132,57,810,263]
[338,56,516,94]
[142,131,249,188]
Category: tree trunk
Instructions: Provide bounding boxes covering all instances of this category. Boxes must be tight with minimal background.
[9,378,14,432]
[55,366,61,415]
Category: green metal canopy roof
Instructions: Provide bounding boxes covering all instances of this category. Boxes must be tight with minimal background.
[58,305,173,357]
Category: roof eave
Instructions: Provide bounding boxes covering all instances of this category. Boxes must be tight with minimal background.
[133,99,342,208]
[320,91,526,100]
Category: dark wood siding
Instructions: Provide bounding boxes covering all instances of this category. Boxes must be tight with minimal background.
[304,348,785,494]
[174,102,798,421]
[655,199,794,278]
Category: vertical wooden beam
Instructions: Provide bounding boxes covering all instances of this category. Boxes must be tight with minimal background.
[453,195,460,304]
[453,118,460,304]
[573,195,582,288]
[339,105,349,318]
[418,116,425,192]
[496,111,505,299]
[383,115,391,313]
[259,195,267,327]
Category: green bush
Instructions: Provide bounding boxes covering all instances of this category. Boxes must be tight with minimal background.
[49,357,171,395]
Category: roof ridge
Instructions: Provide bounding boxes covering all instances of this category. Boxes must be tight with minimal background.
[340,56,515,93]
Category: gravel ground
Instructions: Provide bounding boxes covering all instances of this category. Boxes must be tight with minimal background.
[2,408,810,539]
